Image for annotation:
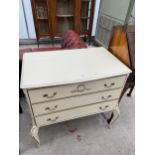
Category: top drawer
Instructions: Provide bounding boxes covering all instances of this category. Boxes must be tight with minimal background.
[28,75,126,104]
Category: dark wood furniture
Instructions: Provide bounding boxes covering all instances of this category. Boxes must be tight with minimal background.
[19,103,23,114]
[31,0,95,45]
[108,25,135,100]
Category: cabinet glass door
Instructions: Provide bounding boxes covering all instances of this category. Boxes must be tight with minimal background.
[56,0,75,36]
[35,0,50,37]
[80,0,92,35]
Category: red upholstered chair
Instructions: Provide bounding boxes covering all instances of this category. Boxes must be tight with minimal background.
[62,30,87,49]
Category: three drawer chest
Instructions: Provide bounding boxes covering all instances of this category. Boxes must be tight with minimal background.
[20,47,131,145]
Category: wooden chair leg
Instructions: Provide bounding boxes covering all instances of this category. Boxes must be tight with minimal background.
[119,86,128,102]
[19,102,23,114]
[127,85,135,97]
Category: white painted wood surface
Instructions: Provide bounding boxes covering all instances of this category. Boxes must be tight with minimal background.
[29,75,126,104]
[32,88,122,116]
[21,47,131,89]
[35,100,118,127]
[20,47,131,145]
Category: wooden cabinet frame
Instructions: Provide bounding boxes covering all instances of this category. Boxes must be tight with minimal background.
[31,0,95,45]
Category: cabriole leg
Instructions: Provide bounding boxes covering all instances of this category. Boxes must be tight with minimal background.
[107,107,120,128]
[31,125,40,146]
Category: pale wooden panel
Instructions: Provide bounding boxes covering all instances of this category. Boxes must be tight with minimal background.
[108,26,131,68]
[29,76,126,103]
[35,100,118,127]
[32,88,122,116]
[21,47,131,89]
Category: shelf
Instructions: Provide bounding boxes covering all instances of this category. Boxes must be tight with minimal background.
[82,0,90,2]
[81,17,90,19]
[56,15,74,18]
[37,17,48,20]
[40,34,50,37]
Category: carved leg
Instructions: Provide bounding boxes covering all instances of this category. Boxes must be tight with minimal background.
[107,107,120,128]
[31,126,40,146]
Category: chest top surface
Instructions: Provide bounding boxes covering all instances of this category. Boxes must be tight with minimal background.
[20,47,131,89]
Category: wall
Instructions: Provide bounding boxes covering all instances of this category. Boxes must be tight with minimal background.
[92,0,100,36]
[128,3,135,25]
[19,0,100,39]
[19,0,28,39]
[95,0,135,48]
[19,0,36,39]
[100,0,131,22]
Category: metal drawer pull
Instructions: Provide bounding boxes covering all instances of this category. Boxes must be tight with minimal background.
[99,105,109,111]
[45,105,58,111]
[46,116,59,122]
[101,95,112,100]
[104,83,115,88]
[43,92,57,98]
[71,84,91,93]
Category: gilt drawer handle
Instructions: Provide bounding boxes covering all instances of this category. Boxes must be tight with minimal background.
[45,105,58,111]
[104,83,115,88]
[43,92,57,99]
[46,116,59,122]
[101,95,112,100]
[99,105,109,111]
[71,84,91,93]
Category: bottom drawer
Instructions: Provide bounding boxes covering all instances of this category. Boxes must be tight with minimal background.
[35,100,118,127]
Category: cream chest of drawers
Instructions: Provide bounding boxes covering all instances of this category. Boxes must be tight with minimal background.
[20,47,131,145]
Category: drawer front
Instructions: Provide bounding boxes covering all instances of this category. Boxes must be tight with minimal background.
[35,100,118,127]
[29,75,126,104]
[32,88,122,116]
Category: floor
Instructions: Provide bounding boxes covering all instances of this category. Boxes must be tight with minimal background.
[19,89,135,155]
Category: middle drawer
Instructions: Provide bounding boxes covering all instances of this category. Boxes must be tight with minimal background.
[32,88,122,116]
